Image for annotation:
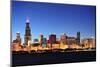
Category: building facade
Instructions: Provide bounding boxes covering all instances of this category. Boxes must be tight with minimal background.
[24,17,31,45]
[39,34,43,46]
[76,32,80,45]
[49,34,56,44]
[16,32,21,45]
[60,33,67,45]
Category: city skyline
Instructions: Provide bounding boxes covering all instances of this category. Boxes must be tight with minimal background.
[12,1,96,43]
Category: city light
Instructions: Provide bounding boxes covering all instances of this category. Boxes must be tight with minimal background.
[12,17,96,53]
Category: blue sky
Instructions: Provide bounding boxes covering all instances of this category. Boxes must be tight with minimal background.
[12,1,96,43]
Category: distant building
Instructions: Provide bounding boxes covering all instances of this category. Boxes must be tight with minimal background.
[39,33,43,46]
[67,32,80,45]
[12,32,22,51]
[49,34,56,44]
[82,38,95,48]
[76,32,80,45]
[33,39,40,47]
[67,37,77,45]
[48,34,56,49]
[24,17,31,45]
[12,40,21,51]
[42,38,47,48]
[16,32,21,45]
[33,39,39,43]
[60,33,67,45]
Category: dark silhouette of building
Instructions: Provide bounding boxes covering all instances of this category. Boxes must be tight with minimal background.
[49,34,56,44]
[12,33,22,51]
[67,37,76,45]
[39,34,43,46]
[16,32,21,45]
[12,32,21,45]
[76,32,80,45]
[42,38,47,48]
[81,37,95,48]
[24,17,31,45]
[49,34,56,49]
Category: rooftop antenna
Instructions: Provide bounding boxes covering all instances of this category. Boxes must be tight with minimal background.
[26,16,30,23]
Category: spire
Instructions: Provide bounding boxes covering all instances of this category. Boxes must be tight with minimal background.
[26,16,30,23]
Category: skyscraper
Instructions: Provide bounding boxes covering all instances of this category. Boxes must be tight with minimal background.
[60,33,67,45]
[16,32,21,45]
[12,32,21,51]
[49,34,56,49]
[42,38,47,48]
[49,34,56,44]
[39,33,43,46]
[24,17,31,45]
[76,32,80,45]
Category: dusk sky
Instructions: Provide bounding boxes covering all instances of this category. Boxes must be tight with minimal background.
[12,1,96,43]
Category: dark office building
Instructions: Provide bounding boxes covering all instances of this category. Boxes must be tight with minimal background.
[67,37,77,45]
[49,34,56,44]
[24,17,31,45]
[42,38,47,48]
[76,32,80,45]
